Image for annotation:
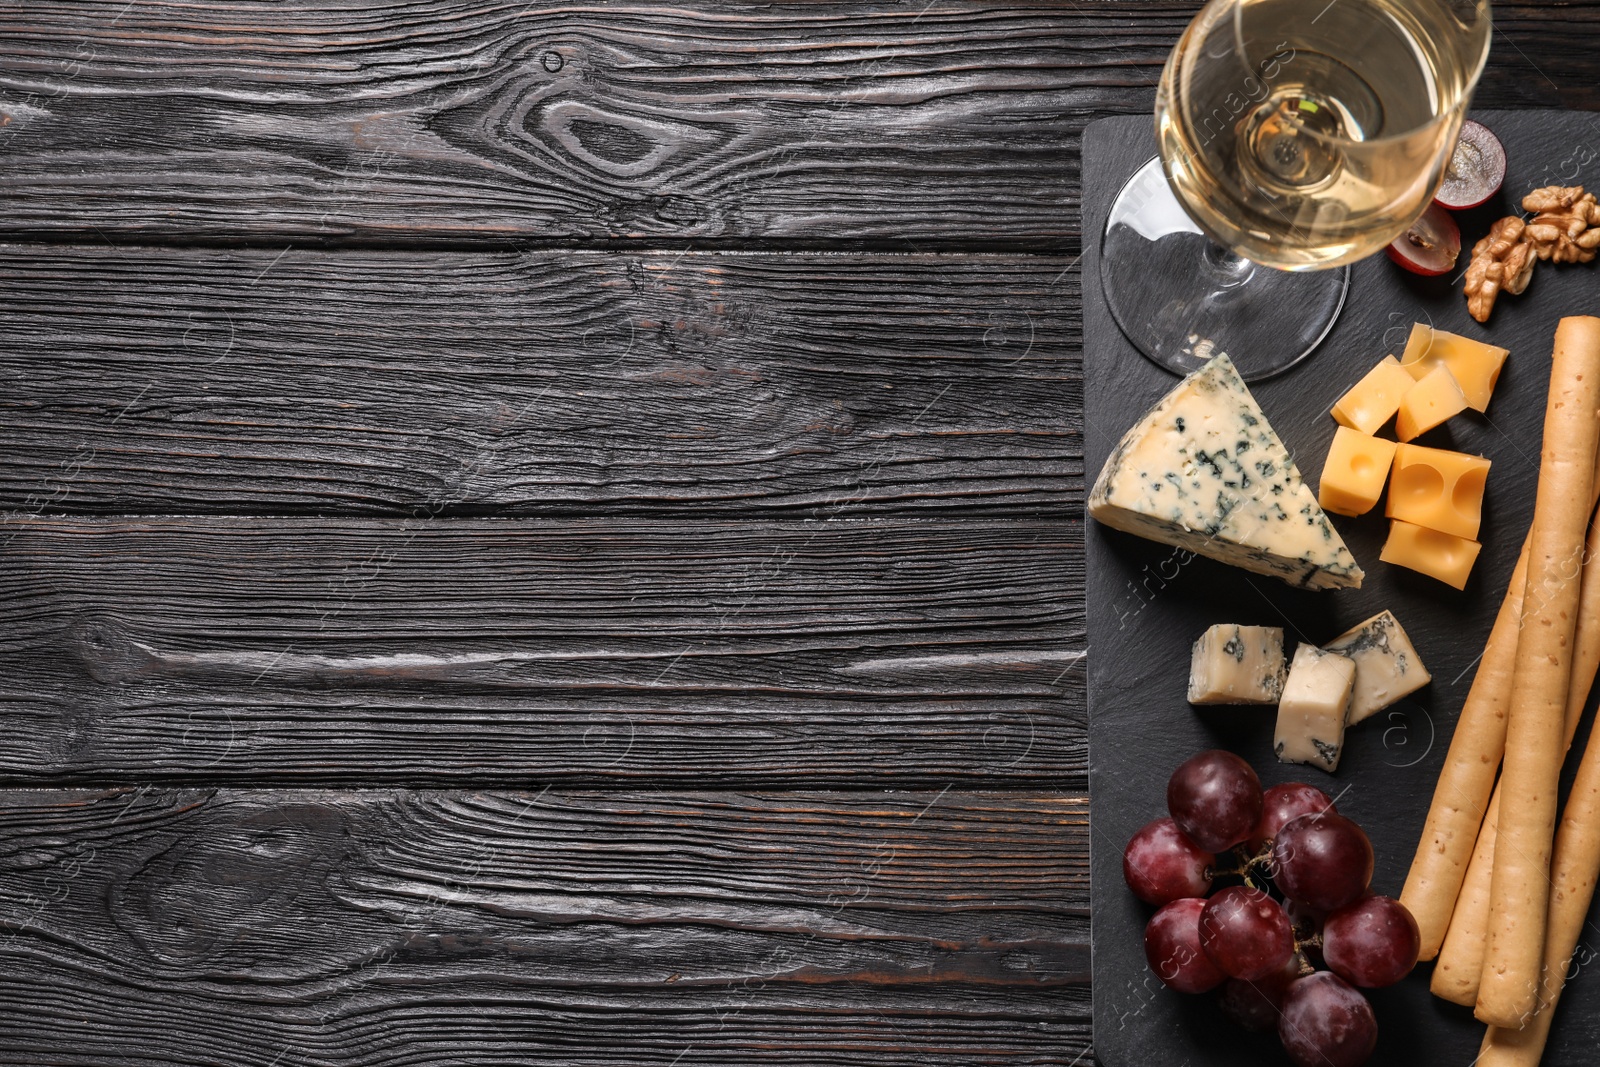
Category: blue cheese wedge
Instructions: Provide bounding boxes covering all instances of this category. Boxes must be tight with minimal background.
[1275,645,1356,772]
[1089,353,1364,591]
[1322,610,1431,725]
[1188,624,1287,705]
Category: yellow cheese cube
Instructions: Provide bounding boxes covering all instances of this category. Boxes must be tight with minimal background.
[1331,355,1418,435]
[1318,427,1397,517]
[1386,443,1491,540]
[1395,364,1470,442]
[1399,323,1508,412]
[1380,519,1482,590]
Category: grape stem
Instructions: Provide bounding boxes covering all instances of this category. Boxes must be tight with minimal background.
[1207,842,1277,890]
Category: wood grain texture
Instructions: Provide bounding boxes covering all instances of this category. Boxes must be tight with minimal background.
[16,3,1587,1060]
[0,515,1081,784]
[0,1,1587,247]
[0,0,1101,247]
[0,787,1089,1063]
[0,245,1077,516]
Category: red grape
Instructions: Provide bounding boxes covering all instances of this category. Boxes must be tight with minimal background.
[1199,885,1294,981]
[1434,120,1507,210]
[1145,897,1228,994]
[1273,812,1373,912]
[1278,972,1378,1067]
[1123,817,1215,906]
[1323,895,1421,988]
[1386,201,1461,276]
[1218,951,1303,1032]
[1251,782,1336,850]
[1167,750,1263,853]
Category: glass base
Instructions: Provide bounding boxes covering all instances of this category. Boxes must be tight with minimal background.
[1101,157,1349,382]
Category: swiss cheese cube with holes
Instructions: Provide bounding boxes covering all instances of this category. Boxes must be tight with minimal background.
[1386,443,1491,541]
[1331,355,1419,436]
[1398,323,1508,412]
[1381,520,1482,590]
[1395,365,1470,442]
[1319,427,1397,517]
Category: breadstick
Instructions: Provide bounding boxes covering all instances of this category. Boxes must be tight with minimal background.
[1433,499,1600,1005]
[1417,439,1600,974]
[1403,544,1529,958]
[1478,633,1600,1064]
[1403,542,1530,959]
[1478,316,1600,1029]
[1478,979,1555,1065]
[1433,787,1503,1004]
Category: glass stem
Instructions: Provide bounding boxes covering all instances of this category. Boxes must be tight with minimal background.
[1201,242,1257,287]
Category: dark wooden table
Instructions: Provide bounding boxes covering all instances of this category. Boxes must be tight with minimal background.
[0,3,1591,1063]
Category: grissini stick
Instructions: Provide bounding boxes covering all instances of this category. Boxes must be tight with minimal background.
[1402,541,1529,959]
[1433,787,1503,1004]
[1478,599,1600,1063]
[1478,315,1600,1029]
[1404,424,1600,963]
[1432,491,1600,1005]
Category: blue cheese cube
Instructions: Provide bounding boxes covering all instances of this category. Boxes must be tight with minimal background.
[1089,353,1364,591]
[1187,624,1287,705]
[1322,610,1431,725]
[1275,645,1356,772]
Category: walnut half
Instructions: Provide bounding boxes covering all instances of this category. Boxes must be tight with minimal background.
[1465,216,1535,323]
[1464,185,1600,322]
[1525,188,1600,264]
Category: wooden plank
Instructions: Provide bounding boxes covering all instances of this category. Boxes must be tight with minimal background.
[0,515,1081,784]
[0,0,1144,247]
[0,3,1583,247]
[0,246,1078,516]
[0,787,1089,1064]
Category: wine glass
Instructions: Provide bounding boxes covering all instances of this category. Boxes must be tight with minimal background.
[1102,0,1493,381]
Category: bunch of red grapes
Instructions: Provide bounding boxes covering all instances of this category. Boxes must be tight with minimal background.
[1124,750,1420,1067]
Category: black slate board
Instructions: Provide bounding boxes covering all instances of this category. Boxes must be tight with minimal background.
[1085,110,1600,1066]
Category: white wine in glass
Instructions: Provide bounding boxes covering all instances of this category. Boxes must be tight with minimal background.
[1102,0,1492,379]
